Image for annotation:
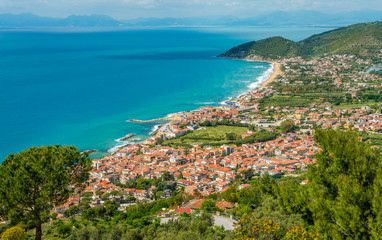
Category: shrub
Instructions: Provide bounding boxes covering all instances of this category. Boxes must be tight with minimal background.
[1,226,25,240]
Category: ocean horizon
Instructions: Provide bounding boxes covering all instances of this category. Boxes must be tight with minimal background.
[0,26,334,160]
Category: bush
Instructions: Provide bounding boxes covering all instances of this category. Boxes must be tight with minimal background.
[1,226,26,240]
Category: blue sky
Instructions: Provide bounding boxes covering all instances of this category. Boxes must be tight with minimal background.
[0,0,381,19]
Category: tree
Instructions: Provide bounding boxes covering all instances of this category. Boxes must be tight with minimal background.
[226,133,237,140]
[233,217,285,240]
[156,138,164,146]
[307,129,382,238]
[201,199,217,211]
[57,224,72,238]
[103,200,120,217]
[283,226,320,240]
[222,186,239,203]
[234,216,318,240]
[51,212,58,221]
[184,147,190,156]
[0,145,92,240]
[280,119,296,133]
[177,172,184,180]
[1,226,26,240]
[251,197,304,230]
[69,226,101,240]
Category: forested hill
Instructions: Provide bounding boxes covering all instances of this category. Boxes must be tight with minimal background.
[220,21,382,60]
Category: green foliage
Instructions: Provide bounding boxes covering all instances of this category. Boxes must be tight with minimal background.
[1,226,25,240]
[234,217,286,240]
[283,226,320,240]
[275,180,312,225]
[236,130,279,145]
[222,186,239,203]
[222,36,306,60]
[164,125,248,147]
[69,226,101,240]
[117,172,176,195]
[307,129,382,238]
[252,197,304,230]
[156,138,164,145]
[57,224,72,238]
[51,212,232,240]
[280,119,296,133]
[64,206,79,218]
[104,201,120,217]
[201,199,217,211]
[125,196,136,203]
[0,145,92,240]
[222,21,382,60]
[234,216,318,240]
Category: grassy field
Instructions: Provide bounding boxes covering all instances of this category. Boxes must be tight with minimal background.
[259,92,346,108]
[360,132,382,146]
[336,99,380,109]
[163,125,248,146]
[336,103,367,109]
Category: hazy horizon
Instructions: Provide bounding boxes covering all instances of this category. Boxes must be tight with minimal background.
[0,0,381,19]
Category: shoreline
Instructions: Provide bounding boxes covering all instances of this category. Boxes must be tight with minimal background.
[108,59,280,153]
[260,62,281,88]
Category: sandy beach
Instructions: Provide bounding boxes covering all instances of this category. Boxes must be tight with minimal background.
[260,62,281,88]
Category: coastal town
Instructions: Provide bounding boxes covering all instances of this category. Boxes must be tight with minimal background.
[54,51,382,216]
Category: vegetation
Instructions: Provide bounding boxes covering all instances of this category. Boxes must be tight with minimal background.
[163,122,278,148]
[221,21,382,60]
[67,212,233,240]
[1,226,26,240]
[234,217,319,240]
[259,91,347,108]
[163,125,248,147]
[306,129,382,239]
[204,129,382,239]
[236,129,279,145]
[280,119,296,133]
[1,129,381,239]
[0,145,92,240]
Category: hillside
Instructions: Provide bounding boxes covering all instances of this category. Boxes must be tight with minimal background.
[220,21,382,60]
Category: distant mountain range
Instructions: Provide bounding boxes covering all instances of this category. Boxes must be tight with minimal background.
[220,21,382,60]
[0,11,381,28]
[0,13,124,27]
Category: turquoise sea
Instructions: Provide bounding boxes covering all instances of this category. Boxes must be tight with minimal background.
[0,27,333,160]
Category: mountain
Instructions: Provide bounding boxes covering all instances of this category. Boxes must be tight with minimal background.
[0,13,125,27]
[220,21,382,60]
[0,10,381,28]
[0,13,60,27]
[121,10,382,27]
[60,15,124,27]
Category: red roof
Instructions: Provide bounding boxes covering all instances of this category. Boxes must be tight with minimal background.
[175,208,191,214]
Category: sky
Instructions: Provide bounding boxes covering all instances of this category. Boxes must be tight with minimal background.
[0,0,381,19]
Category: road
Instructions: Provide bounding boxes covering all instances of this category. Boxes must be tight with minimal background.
[160,215,237,230]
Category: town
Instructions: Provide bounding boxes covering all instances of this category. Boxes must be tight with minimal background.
[55,51,382,215]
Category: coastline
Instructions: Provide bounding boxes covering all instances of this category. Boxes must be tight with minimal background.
[127,117,176,123]
[260,62,280,88]
[109,59,280,153]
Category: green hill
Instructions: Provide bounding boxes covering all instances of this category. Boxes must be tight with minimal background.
[220,21,382,60]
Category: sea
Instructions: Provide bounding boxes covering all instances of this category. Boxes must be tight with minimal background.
[0,26,333,160]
